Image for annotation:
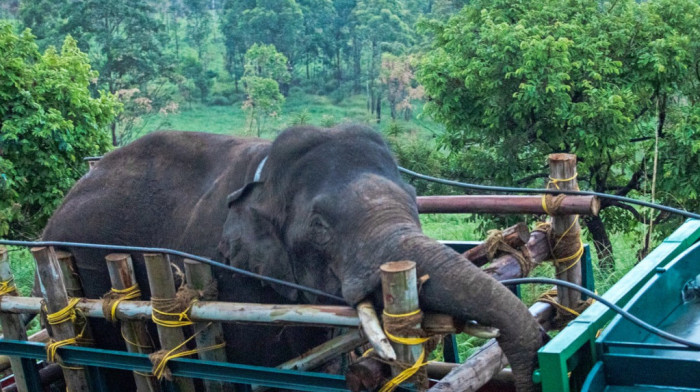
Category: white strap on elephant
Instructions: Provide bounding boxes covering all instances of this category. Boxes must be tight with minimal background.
[254,156,268,182]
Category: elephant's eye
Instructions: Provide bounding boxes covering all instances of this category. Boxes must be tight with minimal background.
[309,215,331,245]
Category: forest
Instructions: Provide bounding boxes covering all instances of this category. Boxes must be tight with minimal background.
[1,0,699,274]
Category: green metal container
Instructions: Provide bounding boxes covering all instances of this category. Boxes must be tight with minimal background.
[537,219,700,392]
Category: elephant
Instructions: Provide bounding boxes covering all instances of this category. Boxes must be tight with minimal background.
[40,125,542,391]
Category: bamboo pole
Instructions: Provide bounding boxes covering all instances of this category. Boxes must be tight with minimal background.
[428,339,506,392]
[549,154,582,309]
[0,296,360,327]
[56,251,84,298]
[32,246,90,392]
[0,247,32,392]
[144,253,195,392]
[278,329,365,371]
[56,252,94,345]
[462,223,530,267]
[183,259,226,392]
[380,260,427,391]
[105,253,159,392]
[416,195,599,215]
[356,300,396,361]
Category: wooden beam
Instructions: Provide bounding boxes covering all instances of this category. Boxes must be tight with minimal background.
[0,247,31,392]
[548,153,583,309]
[416,195,599,216]
[144,253,195,391]
[463,223,530,267]
[32,247,90,392]
[105,253,159,392]
[381,260,427,391]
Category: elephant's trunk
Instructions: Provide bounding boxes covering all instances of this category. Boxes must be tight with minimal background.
[346,227,541,392]
[403,234,541,392]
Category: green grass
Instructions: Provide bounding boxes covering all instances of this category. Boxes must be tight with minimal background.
[126,93,384,141]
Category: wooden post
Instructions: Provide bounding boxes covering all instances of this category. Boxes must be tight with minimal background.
[183,259,226,392]
[32,246,90,392]
[144,253,195,392]
[56,251,84,298]
[380,260,426,391]
[548,153,582,309]
[56,252,94,345]
[105,254,160,392]
[0,247,33,392]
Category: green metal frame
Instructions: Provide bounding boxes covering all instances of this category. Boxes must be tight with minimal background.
[0,340,350,391]
[536,219,700,392]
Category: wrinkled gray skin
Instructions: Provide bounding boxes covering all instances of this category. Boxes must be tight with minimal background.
[41,125,541,391]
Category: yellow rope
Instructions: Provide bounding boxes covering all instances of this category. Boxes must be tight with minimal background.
[541,195,551,215]
[382,309,422,318]
[108,285,142,321]
[537,290,581,317]
[149,325,226,380]
[548,172,578,190]
[0,279,16,296]
[46,298,81,325]
[44,298,85,363]
[378,349,429,392]
[151,299,197,328]
[378,309,430,392]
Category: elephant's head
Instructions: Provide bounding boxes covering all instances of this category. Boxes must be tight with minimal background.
[219,125,541,391]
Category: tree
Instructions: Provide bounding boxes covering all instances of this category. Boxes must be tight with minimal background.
[20,0,174,145]
[220,0,255,91]
[183,0,212,60]
[380,54,424,120]
[0,25,121,238]
[418,0,700,268]
[353,0,412,122]
[298,0,337,80]
[244,0,304,67]
[241,45,290,137]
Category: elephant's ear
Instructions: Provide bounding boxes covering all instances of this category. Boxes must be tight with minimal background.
[219,182,298,301]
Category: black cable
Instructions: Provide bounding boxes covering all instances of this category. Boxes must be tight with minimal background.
[0,240,345,303]
[501,277,700,350]
[398,166,700,220]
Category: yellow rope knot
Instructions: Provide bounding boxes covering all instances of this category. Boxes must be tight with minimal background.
[379,309,430,392]
[148,323,226,380]
[102,284,142,322]
[0,278,17,296]
[151,299,197,328]
[44,298,86,364]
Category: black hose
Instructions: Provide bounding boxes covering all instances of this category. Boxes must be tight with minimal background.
[501,277,700,350]
[398,166,700,220]
[0,240,345,303]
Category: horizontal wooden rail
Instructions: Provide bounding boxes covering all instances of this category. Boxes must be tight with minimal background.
[416,195,599,215]
[0,297,360,327]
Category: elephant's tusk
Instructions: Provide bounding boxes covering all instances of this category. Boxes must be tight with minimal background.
[462,321,500,339]
[356,300,397,361]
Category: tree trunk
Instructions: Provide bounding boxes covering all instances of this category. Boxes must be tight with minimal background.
[353,35,361,94]
[584,215,614,271]
[111,122,117,146]
[376,95,381,123]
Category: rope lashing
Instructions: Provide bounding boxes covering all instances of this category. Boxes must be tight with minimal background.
[151,298,196,328]
[151,284,202,328]
[0,278,17,296]
[102,284,142,322]
[148,323,226,380]
[44,298,87,363]
[483,229,535,276]
[379,309,430,392]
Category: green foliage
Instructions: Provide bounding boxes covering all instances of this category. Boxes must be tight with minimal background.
[242,77,285,137]
[418,0,700,260]
[0,25,120,238]
[243,43,291,83]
